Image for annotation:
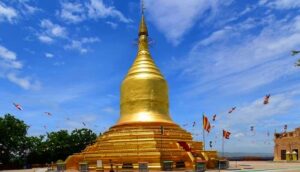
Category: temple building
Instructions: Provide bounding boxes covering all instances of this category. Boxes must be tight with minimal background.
[65,13,218,170]
[274,128,300,161]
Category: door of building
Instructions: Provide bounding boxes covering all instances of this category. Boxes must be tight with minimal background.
[281,150,286,160]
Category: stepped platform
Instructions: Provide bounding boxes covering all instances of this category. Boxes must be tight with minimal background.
[65,122,218,170]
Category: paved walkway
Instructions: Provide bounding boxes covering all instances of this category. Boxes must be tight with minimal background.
[1,161,300,172]
[0,169,47,172]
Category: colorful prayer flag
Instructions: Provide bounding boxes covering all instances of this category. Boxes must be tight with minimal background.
[213,114,217,121]
[263,94,271,105]
[203,114,211,133]
[228,107,236,114]
[13,103,23,111]
[223,129,231,139]
[284,124,287,131]
[44,112,52,116]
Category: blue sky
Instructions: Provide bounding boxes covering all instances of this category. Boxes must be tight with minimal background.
[0,0,300,153]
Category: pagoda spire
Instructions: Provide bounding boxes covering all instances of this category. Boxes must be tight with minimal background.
[138,15,148,36]
[126,13,163,80]
[117,11,173,125]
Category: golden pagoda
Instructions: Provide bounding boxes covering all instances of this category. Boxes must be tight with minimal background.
[65,13,218,171]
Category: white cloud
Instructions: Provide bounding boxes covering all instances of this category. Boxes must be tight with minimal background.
[0,44,40,90]
[6,73,40,90]
[59,1,86,23]
[58,0,132,24]
[0,2,18,23]
[65,37,100,54]
[106,21,118,29]
[208,90,300,152]
[40,19,67,38]
[65,40,88,54]
[222,93,294,128]
[233,132,245,138]
[0,45,22,69]
[45,53,54,58]
[86,0,132,23]
[196,17,259,47]
[37,19,67,44]
[198,26,232,46]
[37,19,100,54]
[38,35,54,44]
[21,3,41,15]
[175,15,300,95]
[262,0,300,9]
[0,1,40,23]
[0,45,17,61]
[81,37,100,43]
[145,0,230,45]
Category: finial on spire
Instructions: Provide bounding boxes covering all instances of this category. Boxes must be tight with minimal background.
[141,0,145,15]
[138,0,148,36]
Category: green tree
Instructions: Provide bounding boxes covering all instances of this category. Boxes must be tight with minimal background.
[26,135,46,164]
[1,113,98,167]
[0,114,29,167]
[70,128,97,153]
[45,130,72,162]
[41,128,97,163]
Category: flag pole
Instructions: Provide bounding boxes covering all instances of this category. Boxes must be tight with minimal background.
[202,113,205,151]
[222,130,224,158]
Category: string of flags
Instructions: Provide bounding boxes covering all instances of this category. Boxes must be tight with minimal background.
[182,92,278,150]
[10,101,97,131]
[7,50,297,146]
[179,93,276,145]
[8,88,283,148]
[181,49,296,146]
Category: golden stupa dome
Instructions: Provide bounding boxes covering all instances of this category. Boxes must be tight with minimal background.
[117,15,174,125]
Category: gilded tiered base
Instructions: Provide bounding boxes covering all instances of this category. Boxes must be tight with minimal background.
[65,122,218,170]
